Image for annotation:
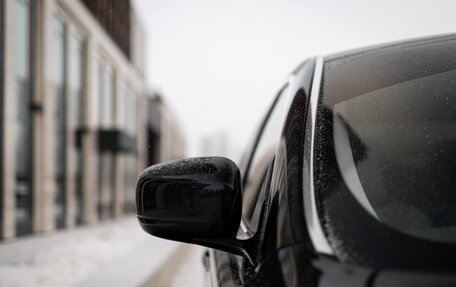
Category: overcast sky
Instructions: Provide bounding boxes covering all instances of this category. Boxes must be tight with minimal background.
[133,0,456,157]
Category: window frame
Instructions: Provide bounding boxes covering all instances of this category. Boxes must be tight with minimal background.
[240,83,289,233]
[241,84,289,186]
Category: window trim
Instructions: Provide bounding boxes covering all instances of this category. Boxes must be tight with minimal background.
[239,83,290,235]
[303,56,333,255]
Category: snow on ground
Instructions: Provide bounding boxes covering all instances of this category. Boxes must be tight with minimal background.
[0,216,179,287]
[139,244,206,287]
[168,246,205,287]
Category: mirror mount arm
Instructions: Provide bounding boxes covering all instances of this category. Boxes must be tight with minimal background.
[194,237,258,265]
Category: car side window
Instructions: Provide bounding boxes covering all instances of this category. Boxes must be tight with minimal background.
[242,84,290,231]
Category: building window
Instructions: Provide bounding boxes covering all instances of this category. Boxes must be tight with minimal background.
[124,155,136,213]
[96,60,103,125]
[97,59,115,127]
[105,66,115,124]
[70,33,85,225]
[98,152,115,220]
[124,86,136,136]
[53,17,67,229]
[123,86,137,213]
[14,0,33,236]
[97,58,115,220]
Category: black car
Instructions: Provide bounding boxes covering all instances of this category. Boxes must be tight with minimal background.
[136,34,456,286]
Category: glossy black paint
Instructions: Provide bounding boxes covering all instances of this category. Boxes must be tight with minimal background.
[317,34,456,270]
[137,34,456,287]
[253,58,317,282]
[136,157,242,243]
[207,35,456,286]
[210,59,318,286]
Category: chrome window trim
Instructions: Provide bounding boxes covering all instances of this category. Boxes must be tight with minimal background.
[303,56,333,255]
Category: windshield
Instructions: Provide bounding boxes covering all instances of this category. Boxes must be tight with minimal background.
[315,37,456,269]
[333,69,456,243]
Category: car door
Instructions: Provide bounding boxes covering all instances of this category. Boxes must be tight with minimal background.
[250,59,318,286]
[207,82,292,287]
[207,59,317,287]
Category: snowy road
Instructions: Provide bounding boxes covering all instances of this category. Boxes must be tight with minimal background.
[0,216,202,287]
[167,245,206,287]
[141,244,206,287]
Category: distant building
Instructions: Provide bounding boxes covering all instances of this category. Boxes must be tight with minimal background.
[200,131,229,157]
[200,131,242,164]
[0,0,149,239]
[146,94,186,167]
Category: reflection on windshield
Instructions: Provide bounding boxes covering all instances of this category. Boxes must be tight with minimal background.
[333,70,456,243]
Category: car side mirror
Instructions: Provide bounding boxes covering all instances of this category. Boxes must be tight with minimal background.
[136,157,242,244]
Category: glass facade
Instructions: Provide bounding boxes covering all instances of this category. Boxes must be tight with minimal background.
[97,60,115,127]
[97,59,116,220]
[70,33,84,225]
[105,67,115,124]
[98,153,115,219]
[123,86,137,212]
[53,17,67,229]
[123,155,136,213]
[124,86,137,136]
[14,0,33,236]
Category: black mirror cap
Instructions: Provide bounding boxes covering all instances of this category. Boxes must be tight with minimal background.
[136,157,242,243]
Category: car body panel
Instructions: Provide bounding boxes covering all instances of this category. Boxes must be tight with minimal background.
[317,34,456,269]
[138,33,456,286]
[209,58,318,286]
[208,34,456,286]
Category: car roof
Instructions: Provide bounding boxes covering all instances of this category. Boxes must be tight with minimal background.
[321,32,456,107]
[324,32,456,64]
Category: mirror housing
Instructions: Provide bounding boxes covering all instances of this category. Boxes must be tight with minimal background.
[136,157,242,244]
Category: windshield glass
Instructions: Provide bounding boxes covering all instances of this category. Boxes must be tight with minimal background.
[332,69,456,243]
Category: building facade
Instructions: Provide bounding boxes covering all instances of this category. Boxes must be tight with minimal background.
[0,0,148,239]
[146,94,186,167]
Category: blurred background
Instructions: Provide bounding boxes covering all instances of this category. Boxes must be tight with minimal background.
[0,0,455,286]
